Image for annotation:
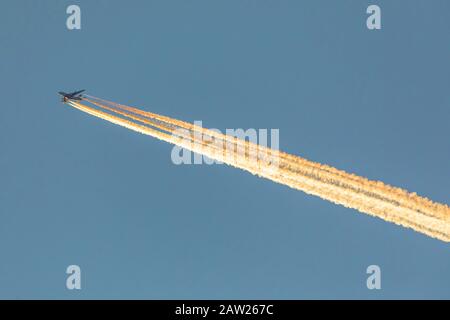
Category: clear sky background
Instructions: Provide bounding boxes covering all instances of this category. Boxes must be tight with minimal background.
[0,0,449,299]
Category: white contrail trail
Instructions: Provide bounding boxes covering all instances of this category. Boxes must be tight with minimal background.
[85,96,450,225]
[66,98,450,242]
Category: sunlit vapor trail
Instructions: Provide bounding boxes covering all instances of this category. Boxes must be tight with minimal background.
[85,96,450,223]
[66,98,450,242]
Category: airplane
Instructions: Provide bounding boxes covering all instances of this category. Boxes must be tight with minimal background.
[58,89,85,102]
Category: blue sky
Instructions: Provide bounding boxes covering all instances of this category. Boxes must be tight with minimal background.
[0,0,449,299]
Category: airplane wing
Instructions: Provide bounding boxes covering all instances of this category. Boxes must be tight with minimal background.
[71,89,85,96]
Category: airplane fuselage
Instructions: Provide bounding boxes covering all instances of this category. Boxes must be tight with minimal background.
[59,90,84,102]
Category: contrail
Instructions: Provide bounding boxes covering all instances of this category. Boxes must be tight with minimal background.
[66,98,450,242]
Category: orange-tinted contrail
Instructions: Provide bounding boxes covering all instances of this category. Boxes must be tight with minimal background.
[66,98,450,242]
